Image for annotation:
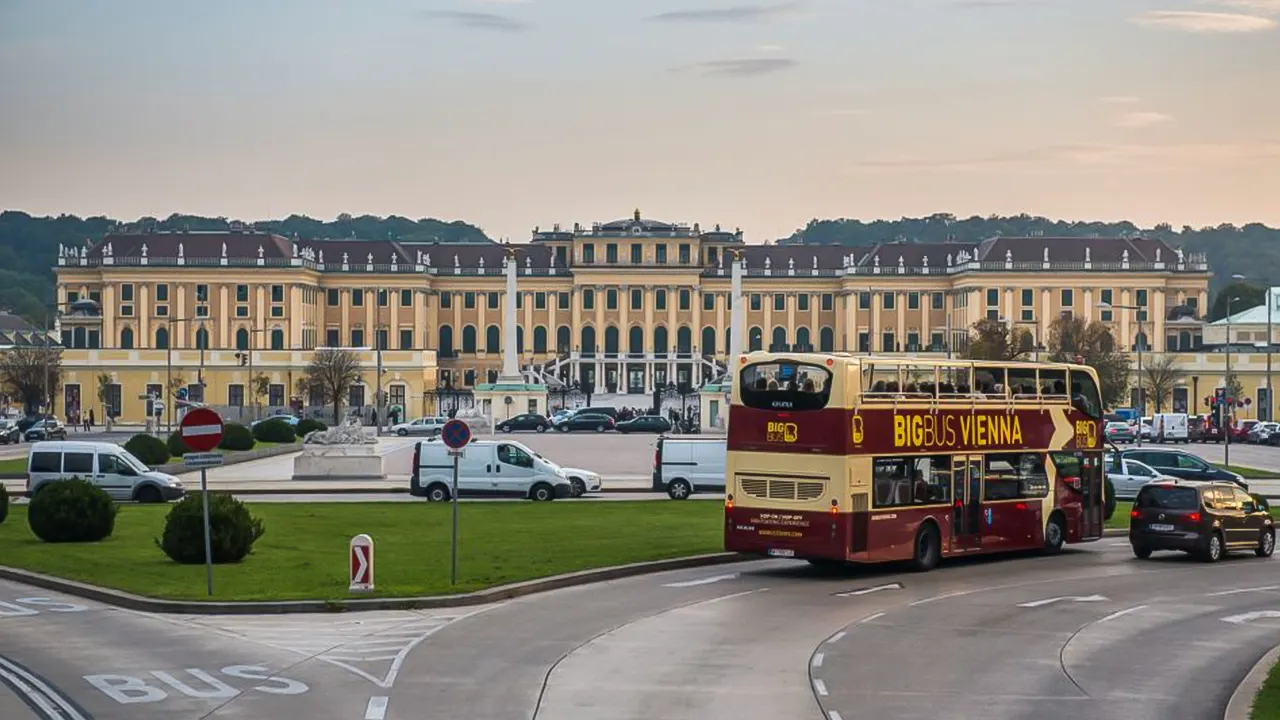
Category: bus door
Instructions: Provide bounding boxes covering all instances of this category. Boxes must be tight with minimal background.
[1078,452,1104,539]
[951,456,984,551]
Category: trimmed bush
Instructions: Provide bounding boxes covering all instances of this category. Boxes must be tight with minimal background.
[252,417,297,444]
[218,423,255,451]
[27,478,118,543]
[157,492,265,564]
[0,485,8,525]
[166,431,192,458]
[124,433,170,467]
[1104,476,1117,521]
[295,418,326,439]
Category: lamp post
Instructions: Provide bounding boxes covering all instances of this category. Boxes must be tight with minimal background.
[165,315,216,434]
[1224,294,1241,467]
[1098,301,1146,444]
[1230,274,1272,421]
[234,323,268,423]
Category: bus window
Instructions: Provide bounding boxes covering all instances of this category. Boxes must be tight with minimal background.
[938,364,972,398]
[903,366,935,399]
[864,363,900,397]
[985,453,1049,500]
[974,366,1007,399]
[739,361,833,411]
[872,455,952,507]
[1069,370,1103,419]
[1007,367,1038,399]
[1039,368,1068,400]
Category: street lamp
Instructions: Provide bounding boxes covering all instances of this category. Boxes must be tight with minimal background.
[1225,294,1241,467]
[1231,274,1272,421]
[1098,301,1146,444]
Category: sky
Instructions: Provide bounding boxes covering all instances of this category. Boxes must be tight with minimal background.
[2,0,1278,242]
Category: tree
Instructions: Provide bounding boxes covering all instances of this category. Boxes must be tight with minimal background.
[167,373,187,398]
[1210,281,1266,321]
[964,318,1031,361]
[1222,371,1245,407]
[1046,315,1131,410]
[302,348,360,423]
[1142,355,1184,414]
[96,372,114,428]
[250,373,270,406]
[0,346,62,414]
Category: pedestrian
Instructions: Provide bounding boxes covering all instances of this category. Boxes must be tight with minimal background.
[87,408,94,431]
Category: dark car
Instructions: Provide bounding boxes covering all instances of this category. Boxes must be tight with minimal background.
[1130,481,1274,562]
[16,414,54,433]
[554,413,615,433]
[24,418,68,442]
[1104,421,1136,444]
[1189,416,1224,443]
[0,419,20,444]
[495,413,552,433]
[1116,448,1247,490]
[615,415,672,434]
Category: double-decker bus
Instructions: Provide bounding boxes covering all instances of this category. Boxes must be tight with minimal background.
[723,352,1106,570]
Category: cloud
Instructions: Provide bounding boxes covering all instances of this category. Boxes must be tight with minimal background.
[1131,10,1276,32]
[1113,111,1173,128]
[649,2,801,24]
[1099,96,1142,104]
[845,142,1280,173]
[1211,0,1280,14]
[422,10,529,31]
[675,57,798,77]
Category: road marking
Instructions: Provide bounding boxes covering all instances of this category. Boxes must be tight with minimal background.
[365,695,389,720]
[0,655,88,720]
[812,652,824,668]
[911,589,976,606]
[1098,605,1148,623]
[828,712,843,720]
[826,631,847,644]
[813,678,829,696]
[1223,610,1280,625]
[835,582,902,597]
[1017,594,1107,608]
[663,573,739,588]
[1209,585,1280,597]
[859,612,886,624]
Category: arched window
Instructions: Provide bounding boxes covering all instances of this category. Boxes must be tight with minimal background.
[771,326,788,351]
[156,326,170,350]
[195,327,209,350]
[439,325,455,357]
[270,329,284,350]
[795,327,811,351]
[517,326,525,354]
[1134,331,1149,352]
[701,326,717,355]
[725,328,733,355]
[605,326,620,354]
[581,326,596,354]
[533,326,548,353]
[630,326,645,355]
[820,327,834,352]
[556,325,571,354]
[120,327,134,350]
[486,325,500,354]
[677,326,692,354]
[652,326,668,355]
[748,327,763,352]
[235,328,248,350]
[462,325,477,353]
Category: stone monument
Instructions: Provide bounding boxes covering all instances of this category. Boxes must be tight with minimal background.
[471,250,548,429]
[291,418,386,481]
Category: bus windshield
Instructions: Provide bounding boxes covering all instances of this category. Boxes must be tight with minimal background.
[739,361,833,411]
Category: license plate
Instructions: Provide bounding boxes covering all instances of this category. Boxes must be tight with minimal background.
[768,548,796,558]
[1148,523,1174,532]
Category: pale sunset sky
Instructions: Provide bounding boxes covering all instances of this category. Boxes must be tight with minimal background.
[2,0,1277,242]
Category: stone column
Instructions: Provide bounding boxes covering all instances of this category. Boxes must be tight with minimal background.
[502,256,519,379]
[728,257,744,364]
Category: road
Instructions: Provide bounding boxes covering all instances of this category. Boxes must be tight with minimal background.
[3,540,1280,719]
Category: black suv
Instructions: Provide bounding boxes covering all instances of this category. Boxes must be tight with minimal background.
[1129,481,1274,562]
[1114,448,1247,490]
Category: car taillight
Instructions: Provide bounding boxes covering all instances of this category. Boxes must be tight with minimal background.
[1130,509,1139,518]
[1188,512,1201,523]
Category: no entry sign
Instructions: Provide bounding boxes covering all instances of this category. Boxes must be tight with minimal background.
[349,534,374,592]
[180,408,224,453]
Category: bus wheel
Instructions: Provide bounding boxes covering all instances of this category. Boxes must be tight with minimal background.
[1042,514,1066,555]
[911,524,940,572]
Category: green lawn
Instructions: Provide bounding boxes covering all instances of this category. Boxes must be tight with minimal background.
[1253,655,1280,720]
[0,501,725,602]
[1219,464,1279,479]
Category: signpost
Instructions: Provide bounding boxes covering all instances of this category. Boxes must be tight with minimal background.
[349,534,374,592]
[179,407,224,597]
[440,419,472,586]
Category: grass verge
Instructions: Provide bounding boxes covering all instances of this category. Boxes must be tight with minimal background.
[1252,654,1280,720]
[1219,464,1278,480]
[1107,501,1280,531]
[0,501,724,602]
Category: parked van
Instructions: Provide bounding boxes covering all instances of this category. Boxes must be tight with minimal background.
[409,438,573,501]
[652,436,726,499]
[1152,413,1188,443]
[26,441,185,502]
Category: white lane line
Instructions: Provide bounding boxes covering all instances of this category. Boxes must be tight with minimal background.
[1097,605,1148,623]
[835,583,902,597]
[365,695,389,720]
[829,712,844,720]
[663,573,740,588]
[812,652,825,668]
[1209,585,1280,597]
[911,589,976,606]
[827,631,847,644]
[813,678,829,696]
[859,612,886,624]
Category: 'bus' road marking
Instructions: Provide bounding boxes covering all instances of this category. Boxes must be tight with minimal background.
[813,679,829,696]
[1209,586,1280,597]
[812,653,824,668]
[1017,595,1107,608]
[663,573,739,588]
[365,695,389,720]
[826,631,847,644]
[1223,610,1280,625]
[1098,605,1148,623]
[835,583,902,597]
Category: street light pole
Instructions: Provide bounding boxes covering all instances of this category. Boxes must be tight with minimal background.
[1231,274,1273,421]
[1225,294,1240,468]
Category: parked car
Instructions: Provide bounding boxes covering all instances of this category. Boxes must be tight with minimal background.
[615,415,673,434]
[1115,447,1248,490]
[1151,413,1189,443]
[652,436,726,499]
[554,413,615,433]
[408,439,572,501]
[24,418,68,442]
[1105,421,1136,444]
[1249,422,1280,444]
[1105,456,1175,500]
[17,414,55,433]
[0,419,20,444]
[391,416,449,437]
[26,440,185,502]
[249,413,299,429]
[1233,419,1259,442]
[495,413,552,433]
[1129,481,1274,562]
[1189,416,1224,443]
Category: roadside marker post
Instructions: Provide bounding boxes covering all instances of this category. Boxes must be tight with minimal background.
[179,407,224,597]
[440,419,472,586]
[349,534,374,592]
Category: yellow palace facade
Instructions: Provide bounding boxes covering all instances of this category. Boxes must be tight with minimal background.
[52,211,1214,424]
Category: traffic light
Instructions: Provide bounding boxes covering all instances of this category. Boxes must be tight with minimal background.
[235,352,248,366]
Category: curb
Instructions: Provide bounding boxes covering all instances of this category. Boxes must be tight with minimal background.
[1225,643,1280,720]
[0,552,753,615]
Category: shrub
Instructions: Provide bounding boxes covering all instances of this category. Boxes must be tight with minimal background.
[157,492,265,564]
[124,433,170,467]
[27,478,118,543]
[295,418,326,439]
[0,486,8,525]
[1104,476,1117,521]
[166,431,192,458]
[218,423,255,451]
[252,418,297,444]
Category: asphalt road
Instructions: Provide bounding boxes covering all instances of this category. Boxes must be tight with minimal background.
[3,539,1280,719]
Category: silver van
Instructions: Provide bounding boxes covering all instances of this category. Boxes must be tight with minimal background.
[409,438,573,501]
[27,441,185,502]
[652,437,726,499]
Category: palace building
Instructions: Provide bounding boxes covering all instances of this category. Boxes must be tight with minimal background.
[52,210,1214,425]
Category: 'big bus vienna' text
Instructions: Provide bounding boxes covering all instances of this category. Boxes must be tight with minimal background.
[892,412,1023,450]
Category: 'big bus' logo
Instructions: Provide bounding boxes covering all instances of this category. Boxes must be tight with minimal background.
[767,421,799,443]
[1075,420,1098,448]
[851,416,864,445]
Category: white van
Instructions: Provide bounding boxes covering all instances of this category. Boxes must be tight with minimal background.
[1153,413,1189,443]
[652,436,727,499]
[409,438,573,501]
[26,441,185,502]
